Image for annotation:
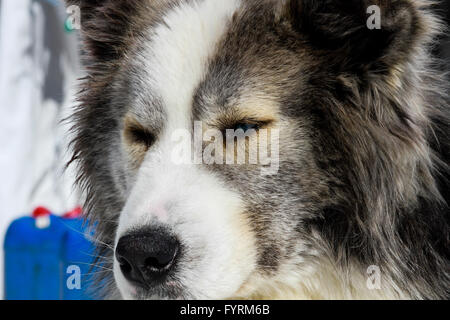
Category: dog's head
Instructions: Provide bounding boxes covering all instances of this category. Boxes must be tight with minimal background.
[69,0,441,299]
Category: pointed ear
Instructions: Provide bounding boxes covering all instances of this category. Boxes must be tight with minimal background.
[65,0,142,63]
[278,0,432,72]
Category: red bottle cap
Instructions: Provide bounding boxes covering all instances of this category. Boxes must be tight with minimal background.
[63,206,83,219]
[32,206,51,218]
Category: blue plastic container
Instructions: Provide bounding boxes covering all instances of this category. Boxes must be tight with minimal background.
[61,216,96,300]
[4,209,97,300]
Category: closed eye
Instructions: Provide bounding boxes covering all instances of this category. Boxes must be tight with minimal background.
[124,124,155,149]
[233,122,260,132]
[228,119,272,133]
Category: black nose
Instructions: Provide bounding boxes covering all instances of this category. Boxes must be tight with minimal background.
[115,227,180,287]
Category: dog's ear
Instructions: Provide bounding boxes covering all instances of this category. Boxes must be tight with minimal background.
[65,0,141,64]
[278,0,431,73]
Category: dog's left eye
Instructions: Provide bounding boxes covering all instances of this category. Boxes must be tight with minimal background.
[233,123,260,132]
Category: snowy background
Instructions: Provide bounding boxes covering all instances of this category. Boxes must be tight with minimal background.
[0,0,81,297]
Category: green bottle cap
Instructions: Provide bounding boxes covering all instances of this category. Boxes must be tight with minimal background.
[64,18,74,33]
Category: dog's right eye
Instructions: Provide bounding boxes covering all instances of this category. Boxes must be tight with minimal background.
[130,127,155,148]
[124,125,156,150]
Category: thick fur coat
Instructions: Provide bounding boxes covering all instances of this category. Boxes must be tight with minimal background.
[68,0,449,299]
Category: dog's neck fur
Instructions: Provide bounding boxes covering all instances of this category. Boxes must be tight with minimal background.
[232,259,405,300]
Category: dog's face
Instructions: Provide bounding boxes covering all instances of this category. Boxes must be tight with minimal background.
[71,0,437,299]
[110,0,326,299]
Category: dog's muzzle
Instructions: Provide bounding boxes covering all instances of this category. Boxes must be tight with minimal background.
[115,227,180,289]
